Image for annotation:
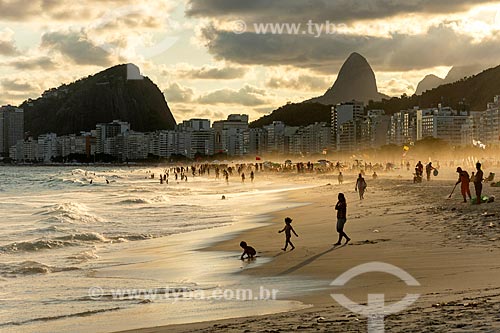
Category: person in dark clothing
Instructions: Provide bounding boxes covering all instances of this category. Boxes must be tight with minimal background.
[425,162,435,181]
[334,193,350,246]
[279,217,298,251]
[239,241,256,260]
[474,162,484,204]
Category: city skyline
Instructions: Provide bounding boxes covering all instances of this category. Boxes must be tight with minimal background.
[2,1,500,123]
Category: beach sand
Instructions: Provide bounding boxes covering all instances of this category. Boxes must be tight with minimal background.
[117,175,500,333]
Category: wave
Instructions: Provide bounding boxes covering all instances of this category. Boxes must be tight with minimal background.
[56,232,109,242]
[119,195,169,205]
[0,260,79,277]
[0,239,74,253]
[0,232,154,254]
[35,202,104,224]
[0,307,121,328]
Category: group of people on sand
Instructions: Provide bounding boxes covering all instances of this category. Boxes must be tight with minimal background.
[455,162,484,204]
[240,193,351,260]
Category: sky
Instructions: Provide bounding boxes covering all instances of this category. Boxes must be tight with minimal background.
[1,0,500,123]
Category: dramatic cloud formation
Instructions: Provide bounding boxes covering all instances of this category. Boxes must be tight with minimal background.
[41,30,114,66]
[187,0,498,22]
[197,85,268,106]
[199,24,500,73]
[176,64,248,80]
[2,0,500,121]
[266,74,330,91]
[163,83,195,103]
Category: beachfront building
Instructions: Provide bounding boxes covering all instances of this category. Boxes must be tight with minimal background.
[388,108,420,145]
[95,120,130,154]
[10,137,39,162]
[121,131,148,160]
[388,106,469,146]
[289,122,331,155]
[478,96,500,146]
[0,105,24,157]
[37,133,58,162]
[176,119,215,159]
[58,133,95,158]
[245,128,267,156]
[212,115,249,156]
[365,110,390,148]
[461,112,483,146]
[332,101,365,152]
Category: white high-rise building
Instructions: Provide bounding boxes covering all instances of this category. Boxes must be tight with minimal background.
[212,115,249,156]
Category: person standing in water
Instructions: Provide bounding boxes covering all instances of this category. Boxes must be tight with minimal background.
[334,193,350,246]
[355,174,367,200]
[338,172,344,185]
[474,162,484,204]
[456,167,471,203]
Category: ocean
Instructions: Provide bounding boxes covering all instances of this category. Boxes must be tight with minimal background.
[0,166,327,332]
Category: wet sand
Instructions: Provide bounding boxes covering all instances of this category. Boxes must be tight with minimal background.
[117,174,500,333]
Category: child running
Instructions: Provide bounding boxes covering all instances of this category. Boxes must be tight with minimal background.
[278,217,298,251]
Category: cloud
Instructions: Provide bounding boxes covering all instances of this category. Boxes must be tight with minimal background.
[163,83,194,102]
[6,56,58,70]
[176,64,248,79]
[197,85,268,106]
[41,30,114,66]
[0,28,19,56]
[187,0,498,22]
[0,78,39,92]
[0,0,176,23]
[198,23,500,73]
[266,74,330,91]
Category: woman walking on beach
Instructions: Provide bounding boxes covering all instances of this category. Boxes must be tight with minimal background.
[355,174,367,200]
[334,193,350,246]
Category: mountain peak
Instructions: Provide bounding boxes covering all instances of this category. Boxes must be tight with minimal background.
[307,52,388,105]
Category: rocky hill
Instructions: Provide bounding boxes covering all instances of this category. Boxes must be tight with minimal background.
[22,64,176,136]
[307,52,388,105]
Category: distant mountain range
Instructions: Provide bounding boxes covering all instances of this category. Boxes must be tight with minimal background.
[22,64,176,137]
[251,54,500,128]
[415,64,487,95]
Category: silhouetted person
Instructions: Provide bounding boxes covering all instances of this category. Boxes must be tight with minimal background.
[425,162,435,181]
[416,161,423,178]
[239,241,256,260]
[474,162,484,204]
[279,217,298,251]
[355,174,367,200]
[456,167,471,203]
[334,193,350,246]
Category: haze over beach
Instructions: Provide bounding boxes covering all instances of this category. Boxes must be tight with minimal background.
[2,1,500,333]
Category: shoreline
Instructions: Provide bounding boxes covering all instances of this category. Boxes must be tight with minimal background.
[116,176,500,332]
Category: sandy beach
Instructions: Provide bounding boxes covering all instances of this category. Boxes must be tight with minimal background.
[117,173,500,333]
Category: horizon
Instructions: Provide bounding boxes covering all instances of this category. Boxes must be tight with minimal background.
[2,1,500,122]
